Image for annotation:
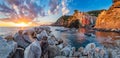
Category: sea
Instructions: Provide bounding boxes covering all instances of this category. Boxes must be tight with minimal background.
[0,26,120,49]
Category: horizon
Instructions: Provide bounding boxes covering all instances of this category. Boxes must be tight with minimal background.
[0,0,112,27]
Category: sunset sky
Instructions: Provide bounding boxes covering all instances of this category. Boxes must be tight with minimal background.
[0,0,112,27]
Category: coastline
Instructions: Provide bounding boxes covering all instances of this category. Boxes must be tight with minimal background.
[93,28,120,33]
[0,26,120,58]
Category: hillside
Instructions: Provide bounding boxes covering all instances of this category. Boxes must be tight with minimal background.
[95,1,120,31]
[87,10,106,17]
[53,15,70,26]
[54,10,96,28]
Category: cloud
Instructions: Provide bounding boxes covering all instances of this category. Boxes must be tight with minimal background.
[48,0,61,15]
[48,0,70,15]
[0,0,46,22]
[12,4,19,15]
[47,10,52,15]
[0,0,71,22]
[61,0,70,15]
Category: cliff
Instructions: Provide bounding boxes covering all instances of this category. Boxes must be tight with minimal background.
[95,1,120,30]
[67,10,96,28]
[54,15,70,26]
[54,10,96,28]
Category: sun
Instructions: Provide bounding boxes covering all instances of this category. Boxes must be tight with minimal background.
[15,22,29,27]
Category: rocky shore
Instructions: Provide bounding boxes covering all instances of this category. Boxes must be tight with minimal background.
[0,26,120,58]
[93,28,120,33]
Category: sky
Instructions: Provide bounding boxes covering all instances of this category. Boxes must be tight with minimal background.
[0,0,113,26]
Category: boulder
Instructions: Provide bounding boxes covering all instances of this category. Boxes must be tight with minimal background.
[0,38,17,58]
[48,45,61,58]
[54,56,66,58]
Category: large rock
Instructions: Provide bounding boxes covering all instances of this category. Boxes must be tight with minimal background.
[0,38,17,58]
[95,1,120,30]
[54,56,66,58]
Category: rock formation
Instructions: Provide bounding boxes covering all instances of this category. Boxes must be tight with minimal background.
[54,15,70,26]
[0,37,17,58]
[54,10,96,28]
[67,10,96,28]
[95,0,120,30]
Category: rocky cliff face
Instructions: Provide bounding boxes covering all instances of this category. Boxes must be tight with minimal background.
[95,1,120,30]
[67,11,96,28]
[54,15,70,26]
[54,10,96,28]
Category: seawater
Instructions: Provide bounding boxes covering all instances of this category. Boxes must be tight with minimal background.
[0,27,31,37]
[0,26,120,49]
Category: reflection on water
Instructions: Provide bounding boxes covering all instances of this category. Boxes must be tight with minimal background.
[50,26,69,46]
[78,28,87,33]
[96,31,120,40]
[69,28,120,49]
[0,27,30,37]
[96,31,120,48]
[70,28,99,49]
[0,26,120,48]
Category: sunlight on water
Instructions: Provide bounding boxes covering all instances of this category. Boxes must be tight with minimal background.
[0,26,120,48]
[0,27,31,37]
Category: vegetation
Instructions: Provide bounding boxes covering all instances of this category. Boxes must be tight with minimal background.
[87,9,106,17]
[62,15,71,21]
